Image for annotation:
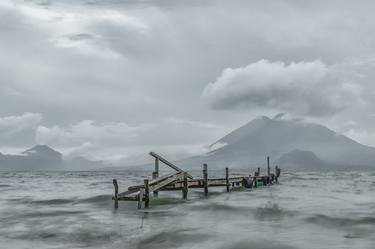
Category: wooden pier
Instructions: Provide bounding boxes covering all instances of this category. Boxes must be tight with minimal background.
[112,152,281,209]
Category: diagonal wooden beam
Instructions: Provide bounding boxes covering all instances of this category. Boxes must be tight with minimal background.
[149,152,193,179]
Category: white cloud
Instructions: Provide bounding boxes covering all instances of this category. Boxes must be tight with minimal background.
[33,117,224,164]
[202,59,363,116]
[0,112,42,136]
[35,120,154,147]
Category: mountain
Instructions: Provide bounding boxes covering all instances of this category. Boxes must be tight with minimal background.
[0,145,104,171]
[179,116,375,170]
[0,145,63,170]
[276,149,326,170]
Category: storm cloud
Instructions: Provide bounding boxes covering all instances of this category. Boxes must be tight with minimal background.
[2,0,375,163]
[202,59,363,117]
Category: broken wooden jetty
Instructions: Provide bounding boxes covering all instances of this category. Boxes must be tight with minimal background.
[112,152,281,209]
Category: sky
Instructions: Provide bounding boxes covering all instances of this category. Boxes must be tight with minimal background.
[1,0,375,165]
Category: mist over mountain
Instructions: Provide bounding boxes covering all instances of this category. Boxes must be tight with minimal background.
[2,116,375,171]
[0,145,104,171]
[178,116,375,170]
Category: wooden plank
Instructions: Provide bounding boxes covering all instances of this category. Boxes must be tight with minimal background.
[149,152,193,179]
[149,172,184,192]
[118,188,140,198]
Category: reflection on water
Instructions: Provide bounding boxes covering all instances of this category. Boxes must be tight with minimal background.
[0,170,374,249]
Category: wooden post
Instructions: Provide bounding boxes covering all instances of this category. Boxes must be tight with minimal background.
[203,163,208,197]
[144,179,149,208]
[138,189,143,209]
[153,157,159,197]
[267,156,270,177]
[155,157,159,175]
[182,172,188,199]
[225,167,230,192]
[152,171,159,197]
[262,176,267,186]
[253,173,257,188]
[275,166,281,183]
[113,179,119,209]
[256,167,260,176]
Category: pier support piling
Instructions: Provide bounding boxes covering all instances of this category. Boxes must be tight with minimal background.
[256,168,260,176]
[138,189,143,209]
[182,172,188,199]
[153,158,159,197]
[144,179,149,208]
[113,179,119,209]
[203,163,208,197]
[225,167,230,192]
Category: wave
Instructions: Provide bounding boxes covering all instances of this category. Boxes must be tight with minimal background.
[76,194,111,204]
[305,214,375,227]
[137,229,210,249]
[255,202,294,220]
[217,240,297,249]
[30,198,76,205]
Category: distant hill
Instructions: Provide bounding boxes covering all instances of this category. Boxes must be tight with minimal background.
[276,149,326,170]
[178,116,375,170]
[0,145,104,171]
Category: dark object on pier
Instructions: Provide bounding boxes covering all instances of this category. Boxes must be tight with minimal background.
[112,153,281,209]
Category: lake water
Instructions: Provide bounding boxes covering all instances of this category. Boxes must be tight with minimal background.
[0,170,374,249]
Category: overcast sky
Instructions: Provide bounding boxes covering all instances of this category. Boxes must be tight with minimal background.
[1,0,375,164]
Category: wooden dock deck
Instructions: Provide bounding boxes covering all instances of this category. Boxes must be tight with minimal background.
[112,152,281,209]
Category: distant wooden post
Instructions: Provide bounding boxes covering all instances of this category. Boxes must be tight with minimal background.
[182,172,188,199]
[262,176,267,186]
[275,166,281,183]
[144,179,150,208]
[113,179,119,209]
[253,173,257,188]
[267,156,270,177]
[203,163,208,197]
[138,189,143,209]
[256,167,260,176]
[225,167,230,192]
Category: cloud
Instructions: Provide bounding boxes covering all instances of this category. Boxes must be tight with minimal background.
[0,112,42,136]
[33,117,224,163]
[35,120,154,147]
[202,59,363,116]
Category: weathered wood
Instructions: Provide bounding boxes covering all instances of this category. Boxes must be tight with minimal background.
[112,152,282,208]
[144,179,149,208]
[113,179,119,209]
[225,167,230,192]
[138,189,143,209]
[182,172,188,199]
[275,166,279,183]
[152,171,159,197]
[149,152,193,179]
[203,164,208,196]
[262,176,267,186]
[155,157,159,174]
[149,172,184,192]
[253,175,257,188]
[255,168,260,176]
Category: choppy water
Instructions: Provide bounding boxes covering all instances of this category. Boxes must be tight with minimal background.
[0,170,374,249]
